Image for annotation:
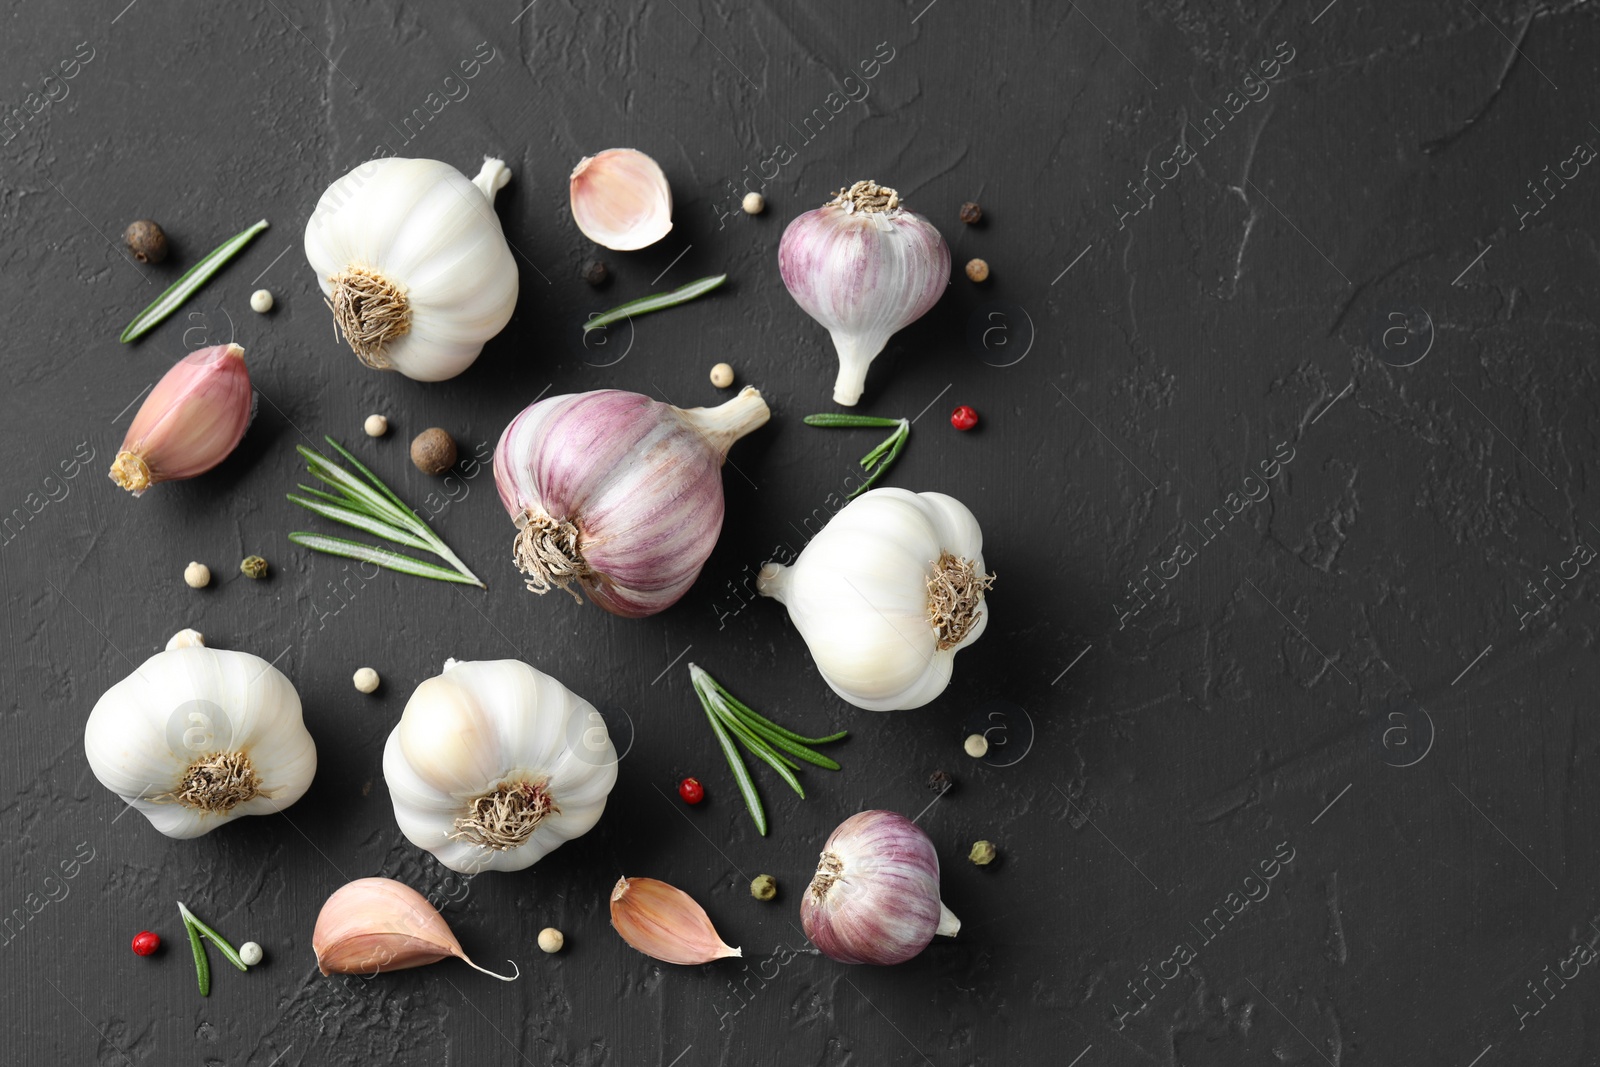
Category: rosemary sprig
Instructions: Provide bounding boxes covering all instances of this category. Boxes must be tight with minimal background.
[287,436,484,587]
[584,274,727,332]
[688,664,847,835]
[120,219,269,343]
[177,901,248,997]
[803,413,911,498]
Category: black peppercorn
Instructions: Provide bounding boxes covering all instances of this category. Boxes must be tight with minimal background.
[958,201,983,225]
[927,769,955,794]
[125,219,168,264]
[582,259,609,286]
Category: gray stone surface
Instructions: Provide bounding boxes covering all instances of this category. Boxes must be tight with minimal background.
[3,1,1598,1064]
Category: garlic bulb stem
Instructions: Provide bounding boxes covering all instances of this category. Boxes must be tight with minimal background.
[938,902,961,938]
[830,331,891,407]
[472,157,511,201]
[673,386,771,459]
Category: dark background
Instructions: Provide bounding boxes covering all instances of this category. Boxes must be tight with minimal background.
[3,1,1597,1064]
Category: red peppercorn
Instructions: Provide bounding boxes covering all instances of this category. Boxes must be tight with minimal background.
[131,931,160,956]
[950,405,979,431]
[678,777,705,805]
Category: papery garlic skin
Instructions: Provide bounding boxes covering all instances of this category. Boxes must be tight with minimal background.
[494,387,770,617]
[109,344,253,496]
[759,488,991,711]
[83,631,316,838]
[778,181,950,405]
[569,148,673,251]
[802,810,958,965]
[304,156,518,382]
[383,659,617,874]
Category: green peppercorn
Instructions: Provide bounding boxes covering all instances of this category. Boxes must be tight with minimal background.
[750,874,778,901]
[240,555,268,579]
[969,840,997,866]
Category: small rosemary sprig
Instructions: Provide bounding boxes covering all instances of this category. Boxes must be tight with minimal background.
[120,219,269,343]
[584,274,727,332]
[287,436,484,587]
[177,901,248,997]
[803,413,911,499]
[688,664,847,835]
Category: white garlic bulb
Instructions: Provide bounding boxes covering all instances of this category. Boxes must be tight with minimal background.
[758,489,993,711]
[83,632,317,838]
[304,155,519,382]
[383,659,618,874]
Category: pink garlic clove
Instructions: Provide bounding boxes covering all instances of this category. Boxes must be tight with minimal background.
[569,148,673,251]
[610,875,742,965]
[312,876,517,980]
[109,343,253,496]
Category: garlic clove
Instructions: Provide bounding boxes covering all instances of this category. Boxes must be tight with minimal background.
[610,876,742,965]
[313,877,517,980]
[569,149,673,251]
[110,344,253,496]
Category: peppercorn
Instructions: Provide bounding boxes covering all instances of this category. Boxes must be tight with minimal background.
[750,874,778,901]
[927,769,955,794]
[239,941,264,966]
[184,561,211,589]
[583,259,609,286]
[249,289,274,313]
[963,733,988,758]
[959,201,983,225]
[353,667,380,694]
[410,428,457,475]
[131,930,161,956]
[364,414,389,437]
[710,362,735,388]
[969,840,998,866]
[950,405,979,432]
[965,258,990,283]
[742,192,766,215]
[678,777,705,804]
[538,927,565,953]
[240,555,268,579]
[125,220,168,264]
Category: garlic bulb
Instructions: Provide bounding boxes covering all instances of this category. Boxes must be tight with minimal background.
[569,148,673,250]
[758,488,993,711]
[83,631,316,838]
[494,387,770,617]
[802,810,959,965]
[779,180,950,405]
[304,155,518,381]
[382,658,617,874]
[109,344,253,496]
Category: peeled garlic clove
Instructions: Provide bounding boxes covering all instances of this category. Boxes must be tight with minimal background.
[569,149,673,251]
[109,344,253,496]
[610,876,742,965]
[312,877,518,980]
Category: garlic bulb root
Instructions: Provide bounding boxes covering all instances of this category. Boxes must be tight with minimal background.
[512,510,594,603]
[328,265,410,369]
[927,552,995,650]
[158,749,264,813]
[448,777,559,850]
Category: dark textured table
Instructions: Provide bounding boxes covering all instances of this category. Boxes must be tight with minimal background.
[6,2,1599,1064]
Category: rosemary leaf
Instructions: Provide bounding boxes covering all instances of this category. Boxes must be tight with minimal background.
[802,414,905,428]
[286,494,435,552]
[178,901,248,972]
[179,903,211,996]
[804,414,911,499]
[704,675,849,745]
[583,274,727,332]
[696,682,767,835]
[120,220,269,343]
[715,706,807,797]
[287,533,484,586]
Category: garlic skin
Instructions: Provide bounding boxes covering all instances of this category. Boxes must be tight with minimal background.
[610,876,742,965]
[801,810,959,966]
[83,631,316,838]
[382,659,617,874]
[304,156,518,382]
[569,148,673,251]
[494,387,770,617]
[313,877,517,980]
[109,344,253,496]
[778,181,950,405]
[759,488,992,711]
